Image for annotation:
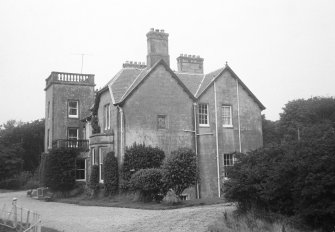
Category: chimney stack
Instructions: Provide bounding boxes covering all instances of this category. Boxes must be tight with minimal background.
[122,61,146,69]
[177,54,204,74]
[146,28,169,67]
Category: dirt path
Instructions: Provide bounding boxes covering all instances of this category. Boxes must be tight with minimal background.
[0,191,233,232]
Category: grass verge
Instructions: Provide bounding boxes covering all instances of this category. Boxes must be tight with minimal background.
[55,193,227,210]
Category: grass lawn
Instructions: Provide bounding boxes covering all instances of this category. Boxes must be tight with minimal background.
[55,193,228,210]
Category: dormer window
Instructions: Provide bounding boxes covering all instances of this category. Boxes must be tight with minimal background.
[68,100,79,118]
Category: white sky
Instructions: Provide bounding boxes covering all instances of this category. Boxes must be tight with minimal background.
[0,0,334,124]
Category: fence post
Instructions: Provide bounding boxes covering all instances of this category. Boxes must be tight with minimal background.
[12,198,17,228]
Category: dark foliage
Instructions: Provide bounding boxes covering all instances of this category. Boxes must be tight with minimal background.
[0,143,23,181]
[161,148,198,196]
[89,165,100,194]
[121,143,165,181]
[0,119,44,172]
[225,131,335,230]
[103,151,119,196]
[129,168,164,202]
[91,115,100,134]
[44,148,78,191]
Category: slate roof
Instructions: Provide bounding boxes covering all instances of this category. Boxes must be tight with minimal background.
[104,59,265,110]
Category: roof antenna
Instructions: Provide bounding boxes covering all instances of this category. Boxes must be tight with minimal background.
[73,53,92,73]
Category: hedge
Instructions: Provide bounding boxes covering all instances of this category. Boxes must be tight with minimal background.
[103,151,118,196]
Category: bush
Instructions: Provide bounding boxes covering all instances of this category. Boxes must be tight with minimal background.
[44,148,78,191]
[129,168,164,202]
[121,143,165,181]
[89,165,100,197]
[224,132,335,231]
[103,152,118,196]
[162,148,198,196]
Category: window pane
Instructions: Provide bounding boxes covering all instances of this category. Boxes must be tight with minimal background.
[222,106,232,126]
[68,101,78,117]
[157,115,167,129]
[68,128,78,138]
[198,104,208,125]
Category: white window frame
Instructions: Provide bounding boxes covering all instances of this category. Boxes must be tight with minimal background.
[104,104,111,130]
[222,105,233,127]
[68,100,79,118]
[198,103,209,127]
[99,147,104,183]
[68,128,78,148]
[75,159,86,181]
[91,148,96,165]
[221,153,235,180]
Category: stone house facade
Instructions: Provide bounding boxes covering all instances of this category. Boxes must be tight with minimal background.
[44,28,265,198]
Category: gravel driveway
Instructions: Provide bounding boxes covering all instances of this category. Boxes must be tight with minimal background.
[0,191,233,232]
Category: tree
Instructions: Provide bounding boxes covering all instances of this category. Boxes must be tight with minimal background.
[103,151,119,196]
[262,115,281,147]
[0,143,23,181]
[44,148,78,191]
[161,148,198,196]
[121,143,165,181]
[0,119,44,172]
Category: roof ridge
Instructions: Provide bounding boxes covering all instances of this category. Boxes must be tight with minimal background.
[174,71,204,75]
[196,67,225,97]
[194,74,206,97]
[120,68,148,101]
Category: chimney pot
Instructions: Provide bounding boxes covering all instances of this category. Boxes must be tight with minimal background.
[160,29,165,33]
[155,29,159,32]
[150,28,154,31]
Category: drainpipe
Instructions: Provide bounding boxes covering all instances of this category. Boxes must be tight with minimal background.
[214,82,221,198]
[236,79,242,153]
[117,106,124,162]
[193,102,200,199]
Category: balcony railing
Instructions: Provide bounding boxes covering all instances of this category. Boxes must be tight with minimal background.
[52,139,89,151]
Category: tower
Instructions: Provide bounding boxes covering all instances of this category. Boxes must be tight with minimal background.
[44,72,95,152]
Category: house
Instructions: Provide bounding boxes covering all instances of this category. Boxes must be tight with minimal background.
[44,28,265,198]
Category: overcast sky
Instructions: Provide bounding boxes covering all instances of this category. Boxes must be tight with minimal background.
[0,0,334,124]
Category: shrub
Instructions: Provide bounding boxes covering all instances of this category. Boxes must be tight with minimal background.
[121,143,165,181]
[224,132,335,231]
[89,165,100,197]
[44,148,78,191]
[129,168,164,202]
[103,152,118,196]
[161,148,198,196]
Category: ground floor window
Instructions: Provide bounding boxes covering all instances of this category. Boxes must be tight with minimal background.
[221,153,235,179]
[76,159,86,181]
[99,147,105,183]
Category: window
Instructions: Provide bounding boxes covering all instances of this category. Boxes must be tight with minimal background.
[47,101,50,118]
[68,128,78,148]
[222,105,232,127]
[68,100,79,118]
[198,103,209,126]
[91,148,96,165]
[221,153,235,179]
[47,129,50,148]
[104,104,110,130]
[99,147,105,183]
[76,159,86,181]
[157,115,167,129]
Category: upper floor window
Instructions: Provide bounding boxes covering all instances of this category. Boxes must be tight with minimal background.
[68,100,79,118]
[157,115,167,129]
[104,104,110,130]
[222,105,232,127]
[47,101,50,118]
[198,103,209,126]
[68,127,78,148]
